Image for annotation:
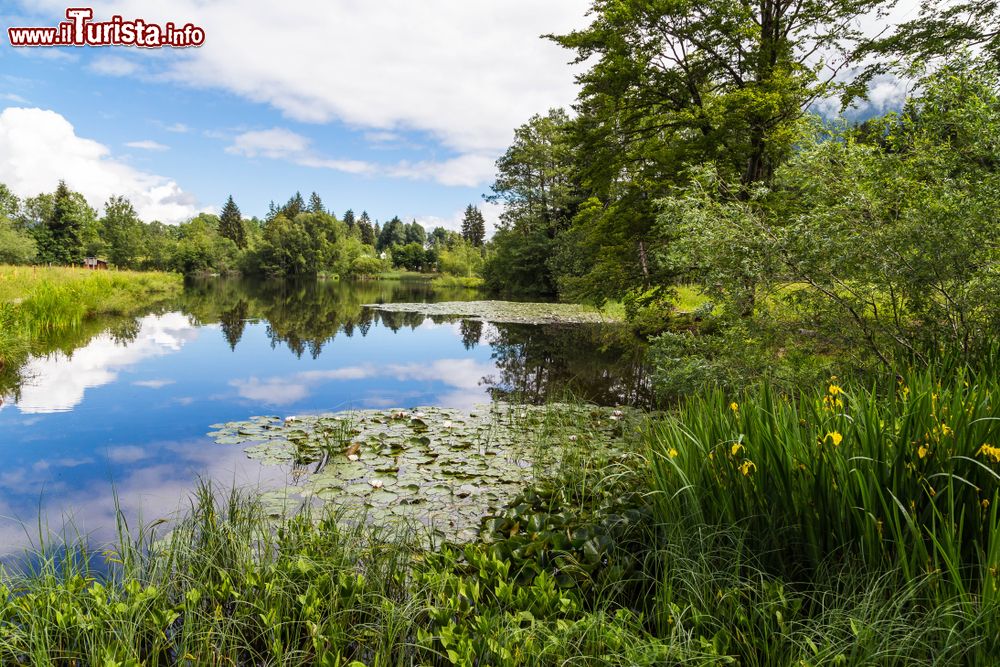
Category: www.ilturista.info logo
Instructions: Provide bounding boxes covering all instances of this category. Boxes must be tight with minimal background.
[8,8,205,48]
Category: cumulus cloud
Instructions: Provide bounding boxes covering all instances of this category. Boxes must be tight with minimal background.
[388,154,497,188]
[24,0,588,168]
[0,107,202,222]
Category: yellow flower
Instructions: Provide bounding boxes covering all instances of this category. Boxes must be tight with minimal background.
[731,442,744,456]
[826,431,843,446]
[668,448,679,458]
[917,445,928,459]
[730,402,739,413]
[738,460,756,476]
[828,384,842,396]
[978,444,1000,464]
[983,499,991,511]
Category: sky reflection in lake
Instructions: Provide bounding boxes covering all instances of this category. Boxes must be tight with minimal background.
[0,279,647,555]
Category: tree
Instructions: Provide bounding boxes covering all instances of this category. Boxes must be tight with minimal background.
[404,220,426,246]
[357,211,375,245]
[552,0,889,188]
[665,59,1000,364]
[308,191,325,214]
[343,209,356,229]
[38,181,90,265]
[377,216,406,252]
[218,195,246,249]
[460,205,486,247]
[102,195,144,268]
[483,110,578,295]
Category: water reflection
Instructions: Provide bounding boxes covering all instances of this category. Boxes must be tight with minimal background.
[0,278,649,555]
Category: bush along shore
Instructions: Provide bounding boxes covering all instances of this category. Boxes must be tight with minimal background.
[0,265,182,393]
[0,363,997,665]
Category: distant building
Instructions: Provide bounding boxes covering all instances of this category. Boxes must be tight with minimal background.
[83,257,109,270]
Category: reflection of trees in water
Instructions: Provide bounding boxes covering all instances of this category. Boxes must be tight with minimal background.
[460,320,483,350]
[482,323,653,408]
[1,277,654,409]
[179,277,447,357]
[219,300,248,350]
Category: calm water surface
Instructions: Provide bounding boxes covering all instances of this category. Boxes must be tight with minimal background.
[0,279,649,554]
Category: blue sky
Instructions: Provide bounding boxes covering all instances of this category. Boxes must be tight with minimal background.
[0,0,591,231]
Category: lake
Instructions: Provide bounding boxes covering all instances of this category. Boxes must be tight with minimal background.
[0,278,649,555]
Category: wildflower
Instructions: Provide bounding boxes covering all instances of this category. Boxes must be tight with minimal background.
[442,420,454,429]
[347,454,360,462]
[369,479,384,489]
[978,444,1000,464]
[730,402,739,413]
[612,409,624,417]
[983,499,991,511]
[828,384,842,396]
[917,445,928,459]
[826,431,843,446]
[568,435,578,442]
[731,442,744,456]
[738,460,756,476]
[668,448,679,458]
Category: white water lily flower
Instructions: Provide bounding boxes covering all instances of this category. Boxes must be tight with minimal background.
[609,415,620,421]
[369,479,384,489]
[347,453,360,462]
[414,411,426,418]
[443,420,454,429]
[569,435,578,442]
[284,416,298,423]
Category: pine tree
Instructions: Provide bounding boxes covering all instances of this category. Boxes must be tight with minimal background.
[461,205,486,247]
[282,192,305,219]
[308,191,324,214]
[357,211,375,245]
[343,209,356,229]
[219,195,246,248]
[47,181,85,264]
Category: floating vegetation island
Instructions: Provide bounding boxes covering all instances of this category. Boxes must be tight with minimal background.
[210,404,635,541]
[362,300,621,325]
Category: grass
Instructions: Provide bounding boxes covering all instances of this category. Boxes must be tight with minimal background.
[2,371,997,664]
[430,274,485,289]
[0,265,181,387]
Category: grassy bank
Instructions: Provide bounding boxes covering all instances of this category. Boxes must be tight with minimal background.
[2,363,997,664]
[0,265,182,379]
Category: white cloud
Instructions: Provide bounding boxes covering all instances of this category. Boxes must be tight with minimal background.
[126,139,169,151]
[164,122,189,133]
[0,107,202,222]
[26,0,588,155]
[388,154,497,188]
[1,93,29,103]
[89,55,140,76]
[226,127,373,175]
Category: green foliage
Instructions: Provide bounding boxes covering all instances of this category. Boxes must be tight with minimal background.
[663,61,1000,368]
[218,195,246,249]
[0,217,36,265]
[437,240,483,277]
[483,228,557,296]
[101,195,144,268]
[460,204,486,247]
